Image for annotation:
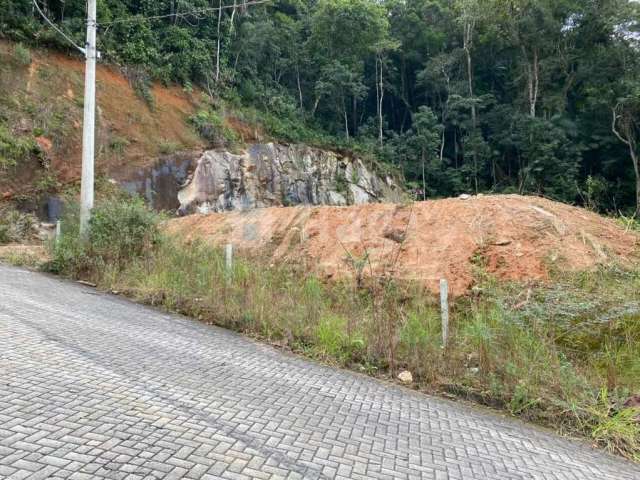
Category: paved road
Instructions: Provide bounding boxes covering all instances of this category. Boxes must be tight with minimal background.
[1,265,639,480]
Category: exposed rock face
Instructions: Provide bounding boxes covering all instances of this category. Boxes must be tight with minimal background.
[177,143,400,214]
[118,152,200,212]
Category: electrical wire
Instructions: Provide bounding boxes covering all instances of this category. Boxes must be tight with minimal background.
[32,0,86,55]
[99,0,271,26]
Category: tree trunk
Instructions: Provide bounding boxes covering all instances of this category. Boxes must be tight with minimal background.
[422,149,427,201]
[352,96,357,137]
[229,0,237,34]
[378,56,384,147]
[311,96,320,117]
[612,105,640,216]
[343,99,349,140]
[524,46,539,118]
[464,23,476,130]
[632,147,640,217]
[463,20,478,193]
[296,64,304,112]
[440,67,450,163]
[215,0,223,82]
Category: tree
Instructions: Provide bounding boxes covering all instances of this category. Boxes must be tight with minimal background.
[412,106,443,199]
[306,0,389,134]
[612,89,640,215]
[315,62,367,139]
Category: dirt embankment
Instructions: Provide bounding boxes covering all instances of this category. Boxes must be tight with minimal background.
[167,195,640,295]
[0,40,204,195]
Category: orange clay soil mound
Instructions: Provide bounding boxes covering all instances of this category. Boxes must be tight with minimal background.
[166,194,640,296]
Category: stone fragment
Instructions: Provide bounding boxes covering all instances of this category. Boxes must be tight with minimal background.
[398,370,413,384]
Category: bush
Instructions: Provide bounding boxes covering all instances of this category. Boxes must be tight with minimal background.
[189,109,238,146]
[123,66,155,109]
[89,197,160,264]
[14,43,31,66]
[109,136,130,156]
[0,124,39,170]
[49,196,160,276]
[158,141,181,155]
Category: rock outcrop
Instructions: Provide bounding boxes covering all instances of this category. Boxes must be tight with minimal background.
[177,143,401,214]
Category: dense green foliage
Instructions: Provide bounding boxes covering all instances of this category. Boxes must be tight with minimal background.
[49,196,160,275]
[46,196,640,459]
[2,0,639,211]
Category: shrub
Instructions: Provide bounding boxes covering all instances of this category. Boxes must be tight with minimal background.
[124,66,155,109]
[158,141,181,155]
[189,109,239,146]
[88,197,160,265]
[190,109,223,144]
[109,136,130,156]
[0,207,38,244]
[0,124,39,170]
[14,43,31,66]
[49,196,160,276]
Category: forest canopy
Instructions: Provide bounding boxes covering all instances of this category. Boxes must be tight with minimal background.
[2,0,640,213]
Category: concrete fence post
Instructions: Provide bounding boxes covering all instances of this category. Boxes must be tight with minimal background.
[225,243,233,273]
[55,220,62,247]
[440,279,449,347]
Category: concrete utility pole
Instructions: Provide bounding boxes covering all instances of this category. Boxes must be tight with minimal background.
[79,0,97,237]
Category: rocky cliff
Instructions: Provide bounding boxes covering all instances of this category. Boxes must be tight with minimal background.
[177,143,401,214]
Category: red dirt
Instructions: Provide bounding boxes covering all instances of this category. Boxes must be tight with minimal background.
[0,40,204,190]
[166,195,640,295]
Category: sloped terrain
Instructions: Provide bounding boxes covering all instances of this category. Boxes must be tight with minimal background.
[167,194,640,295]
[0,40,204,197]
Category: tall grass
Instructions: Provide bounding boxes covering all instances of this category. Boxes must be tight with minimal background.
[48,197,640,461]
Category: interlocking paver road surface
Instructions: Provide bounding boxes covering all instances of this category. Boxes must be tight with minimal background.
[1,265,639,480]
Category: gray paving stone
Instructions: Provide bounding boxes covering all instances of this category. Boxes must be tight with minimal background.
[1,264,640,479]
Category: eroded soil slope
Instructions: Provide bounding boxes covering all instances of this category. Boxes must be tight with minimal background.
[167,195,640,295]
[0,40,204,196]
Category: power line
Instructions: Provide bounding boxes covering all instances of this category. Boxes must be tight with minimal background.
[31,0,86,55]
[99,0,271,26]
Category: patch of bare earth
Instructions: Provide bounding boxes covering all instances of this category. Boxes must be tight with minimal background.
[166,195,640,295]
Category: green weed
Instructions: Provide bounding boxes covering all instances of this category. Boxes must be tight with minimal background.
[13,44,31,66]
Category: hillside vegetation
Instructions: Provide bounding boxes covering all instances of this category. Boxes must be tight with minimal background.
[2,0,639,213]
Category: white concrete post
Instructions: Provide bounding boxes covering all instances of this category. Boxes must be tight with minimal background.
[225,243,233,273]
[55,220,62,246]
[440,279,449,347]
[79,0,97,238]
